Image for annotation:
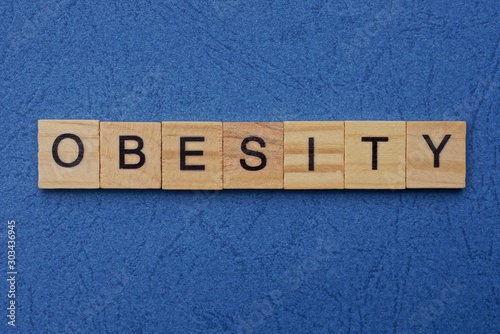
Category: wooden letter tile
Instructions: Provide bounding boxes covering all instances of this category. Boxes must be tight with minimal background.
[162,122,222,190]
[38,120,100,189]
[223,122,283,189]
[284,121,344,189]
[100,122,161,189]
[407,121,466,188]
[345,121,406,189]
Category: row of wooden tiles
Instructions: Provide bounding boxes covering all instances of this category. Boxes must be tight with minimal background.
[38,120,466,189]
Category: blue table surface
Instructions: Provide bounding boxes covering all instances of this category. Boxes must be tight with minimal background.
[1,1,499,333]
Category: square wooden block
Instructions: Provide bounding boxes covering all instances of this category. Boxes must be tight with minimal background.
[223,122,283,189]
[345,121,406,189]
[284,121,344,189]
[100,122,161,189]
[162,122,222,190]
[38,120,100,189]
[407,121,466,188]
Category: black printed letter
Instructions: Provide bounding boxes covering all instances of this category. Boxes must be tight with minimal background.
[423,134,451,168]
[240,136,267,171]
[180,137,205,171]
[308,137,315,171]
[361,137,389,170]
[52,133,84,168]
[119,136,145,169]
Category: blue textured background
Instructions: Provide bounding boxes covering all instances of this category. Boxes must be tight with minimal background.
[1,1,499,333]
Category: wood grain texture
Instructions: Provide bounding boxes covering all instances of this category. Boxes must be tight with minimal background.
[162,122,222,190]
[38,120,100,189]
[345,121,406,189]
[223,122,283,189]
[407,121,466,188]
[284,121,344,189]
[100,122,161,189]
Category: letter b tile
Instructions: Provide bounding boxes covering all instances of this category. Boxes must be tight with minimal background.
[100,122,161,189]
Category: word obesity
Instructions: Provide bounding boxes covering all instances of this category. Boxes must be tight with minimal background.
[37,120,466,190]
